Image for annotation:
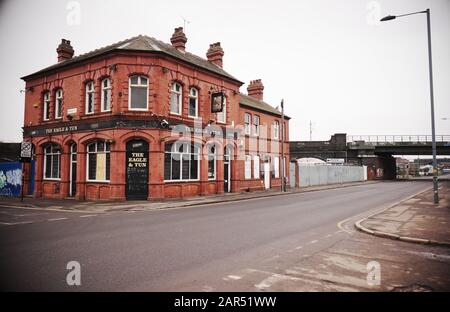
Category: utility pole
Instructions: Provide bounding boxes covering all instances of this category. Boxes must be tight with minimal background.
[309,120,312,141]
[281,99,285,192]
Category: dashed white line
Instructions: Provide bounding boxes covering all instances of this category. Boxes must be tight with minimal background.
[309,240,318,244]
[79,215,97,218]
[47,217,68,221]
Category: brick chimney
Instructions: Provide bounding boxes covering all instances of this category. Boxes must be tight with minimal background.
[56,39,74,62]
[206,42,224,68]
[170,27,187,52]
[247,79,264,101]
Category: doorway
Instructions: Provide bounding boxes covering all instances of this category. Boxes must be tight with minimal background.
[224,146,231,193]
[126,140,149,200]
[69,143,77,197]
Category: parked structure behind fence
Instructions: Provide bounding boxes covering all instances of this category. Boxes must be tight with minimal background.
[298,164,367,187]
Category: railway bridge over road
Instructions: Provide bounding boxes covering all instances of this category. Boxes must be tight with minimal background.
[289,134,450,180]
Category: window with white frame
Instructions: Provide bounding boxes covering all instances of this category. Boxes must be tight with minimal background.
[244,113,251,135]
[216,96,226,123]
[85,81,95,114]
[273,156,280,178]
[170,82,182,115]
[87,141,110,182]
[208,144,216,180]
[164,142,200,181]
[188,87,198,117]
[43,92,51,121]
[253,155,260,179]
[55,89,63,119]
[244,155,252,179]
[101,77,111,112]
[253,115,260,136]
[273,121,280,139]
[129,75,148,110]
[43,144,61,179]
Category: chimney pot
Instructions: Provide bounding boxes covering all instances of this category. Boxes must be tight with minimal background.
[170,27,187,52]
[247,79,264,101]
[206,42,224,68]
[56,39,74,62]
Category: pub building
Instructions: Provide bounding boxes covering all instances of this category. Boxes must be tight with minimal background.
[21,27,290,200]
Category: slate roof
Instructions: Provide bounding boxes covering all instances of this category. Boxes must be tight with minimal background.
[239,94,290,119]
[22,35,242,83]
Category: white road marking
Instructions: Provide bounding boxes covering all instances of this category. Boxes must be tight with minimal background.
[0,221,34,226]
[47,218,68,221]
[79,215,97,218]
[309,240,318,244]
[223,275,242,281]
[295,246,303,250]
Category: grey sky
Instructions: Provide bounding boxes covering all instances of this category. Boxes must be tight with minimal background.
[0,0,449,142]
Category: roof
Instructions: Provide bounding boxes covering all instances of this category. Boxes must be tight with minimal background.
[239,94,290,119]
[22,35,242,83]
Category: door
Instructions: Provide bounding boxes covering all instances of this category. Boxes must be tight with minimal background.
[69,143,77,197]
[264,162,270,189]
[224,146,231,193]
[126,140,149,200]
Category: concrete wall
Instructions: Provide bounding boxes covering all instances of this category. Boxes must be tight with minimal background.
[298,164,366,187]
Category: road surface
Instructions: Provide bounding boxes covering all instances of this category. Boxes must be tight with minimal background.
[1,181,447,291]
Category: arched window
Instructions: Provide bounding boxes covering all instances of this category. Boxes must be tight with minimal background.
[273,120,280,139]
[188,87,198,118]
[129,75,148,110]
[101,77,111,112]
[216,96,226,123]
[86,141,110,182]
[85,81,95,114]
[170,82,182,115]
[55,89,63,119]
[207,144,216,180]
[43,144,61,179]
[164,142,200,181]
[43,91,51,121]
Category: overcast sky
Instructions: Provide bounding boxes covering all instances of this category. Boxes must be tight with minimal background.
[0,0,449,143]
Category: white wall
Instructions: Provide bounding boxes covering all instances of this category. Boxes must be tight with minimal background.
[298,164,366,187]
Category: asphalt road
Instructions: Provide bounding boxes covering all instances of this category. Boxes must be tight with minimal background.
[0,181,431,291]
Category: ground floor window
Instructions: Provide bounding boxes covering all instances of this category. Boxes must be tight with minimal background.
[43,144,61,179]
[164,142,200,181]
[253,155,260,179]
[272,156,280,178]
[87,141,110,182]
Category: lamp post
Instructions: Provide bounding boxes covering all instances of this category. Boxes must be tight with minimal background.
[380,9,439,204]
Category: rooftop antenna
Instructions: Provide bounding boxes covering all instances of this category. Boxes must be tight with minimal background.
[181,16,190,33]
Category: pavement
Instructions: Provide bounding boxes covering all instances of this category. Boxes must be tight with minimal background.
[0,180,379,213]
[356,181,450,246]
[1,181,449,292]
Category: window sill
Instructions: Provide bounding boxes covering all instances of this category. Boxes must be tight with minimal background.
[86,180,110,183]
[43,178,61,181]
[164,179,200,183]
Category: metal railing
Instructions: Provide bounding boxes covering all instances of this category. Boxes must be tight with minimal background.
[347,135,450,144]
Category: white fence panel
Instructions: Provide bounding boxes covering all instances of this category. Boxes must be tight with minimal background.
[297,164,366,187]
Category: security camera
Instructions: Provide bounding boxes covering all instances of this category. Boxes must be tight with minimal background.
[161,119,169,128]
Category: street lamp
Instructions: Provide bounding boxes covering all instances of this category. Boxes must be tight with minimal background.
[380,9,439,204]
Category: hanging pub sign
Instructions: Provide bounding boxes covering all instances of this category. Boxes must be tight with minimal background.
[211,92,224,113]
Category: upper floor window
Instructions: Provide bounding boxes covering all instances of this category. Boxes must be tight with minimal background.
[216,96,226,123]
[101,78,111,112]
[129,75,148,110]
[87,141,110,182]
[273,121,280,139]
[244,113,251,135]
[43,92,51,121]
[43,144,61,180]
[253,115,260,136]
[170,82,182,115]
[85,81,95,114]
[55,89,63,119]
[188,87,198,118]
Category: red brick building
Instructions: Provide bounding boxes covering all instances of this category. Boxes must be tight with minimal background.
[21,27,290,200]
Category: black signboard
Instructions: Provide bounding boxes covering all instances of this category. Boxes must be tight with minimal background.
[125,140,149,200]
